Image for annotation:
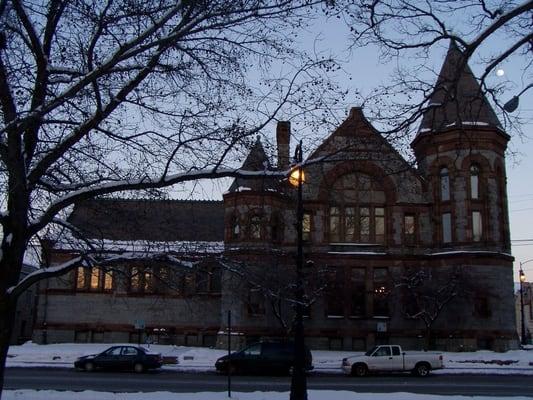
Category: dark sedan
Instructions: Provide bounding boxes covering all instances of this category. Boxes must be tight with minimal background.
[215,342,313,375]
[74,345,163,373]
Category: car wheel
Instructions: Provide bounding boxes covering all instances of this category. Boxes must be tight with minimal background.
[84,362,95,372]
[352,363,368,377]
[414,362,430,377]
[134,363,145,373]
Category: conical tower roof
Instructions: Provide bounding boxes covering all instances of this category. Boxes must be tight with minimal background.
[228,136,278,192]
[418,42,501,134]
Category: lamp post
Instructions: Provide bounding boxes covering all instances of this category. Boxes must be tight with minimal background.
[519,260,533,345]
[503,83,533,113]
[289,140,307,400]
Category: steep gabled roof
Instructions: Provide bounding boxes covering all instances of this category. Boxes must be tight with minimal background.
[228,136,279,193]
[418,42,501,133]
[67,198,224,242]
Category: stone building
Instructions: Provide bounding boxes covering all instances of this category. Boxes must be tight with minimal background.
[33,43,517,351]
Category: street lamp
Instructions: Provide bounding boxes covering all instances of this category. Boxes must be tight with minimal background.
[519,260,533,346]
[519,269,526,345]
[289,140,307,400]
[503,83,533,113]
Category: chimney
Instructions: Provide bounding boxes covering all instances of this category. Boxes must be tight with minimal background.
[276,121,291,170]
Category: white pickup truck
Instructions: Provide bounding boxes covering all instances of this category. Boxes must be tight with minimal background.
[341,345,443,377]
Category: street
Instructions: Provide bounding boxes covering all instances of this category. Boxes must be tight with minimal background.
[4,368,533,397]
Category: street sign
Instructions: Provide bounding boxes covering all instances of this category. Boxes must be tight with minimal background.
[134,319,145,330]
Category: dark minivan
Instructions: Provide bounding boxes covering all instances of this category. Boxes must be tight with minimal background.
[215,342,313,375]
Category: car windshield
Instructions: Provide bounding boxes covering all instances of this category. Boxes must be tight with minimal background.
[365,346,378,356]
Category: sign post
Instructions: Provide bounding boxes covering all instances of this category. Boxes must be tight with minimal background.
[227,310,231,398]
[134,319,145,346]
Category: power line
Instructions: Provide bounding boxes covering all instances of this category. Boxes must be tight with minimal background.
[510,207,533,212]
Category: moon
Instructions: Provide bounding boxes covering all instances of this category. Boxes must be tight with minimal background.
[496,68,505,77]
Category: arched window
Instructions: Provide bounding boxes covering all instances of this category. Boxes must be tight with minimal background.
[470,164,480,199]
[440,167,450,201]
[231,214,240,240]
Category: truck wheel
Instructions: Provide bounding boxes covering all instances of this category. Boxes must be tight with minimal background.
[414,362,430,377]
[352,363,368,377]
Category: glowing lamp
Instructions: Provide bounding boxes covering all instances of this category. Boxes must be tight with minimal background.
[289,168,305,187]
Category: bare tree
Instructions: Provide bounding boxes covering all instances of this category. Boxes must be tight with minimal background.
[0,0,347,395]
[341,0,532,137]
[396,267,465,350]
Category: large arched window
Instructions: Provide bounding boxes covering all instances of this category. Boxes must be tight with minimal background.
[440,167,450,201]
[470,164,480,199]
[328,172,386,244]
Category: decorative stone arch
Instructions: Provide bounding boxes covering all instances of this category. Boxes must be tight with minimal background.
[460,153,492,173]
[428,156,458,244]
[428,155,459,203]
[460,153,492,202]
[317,160,397,204]
[316,161,395,245]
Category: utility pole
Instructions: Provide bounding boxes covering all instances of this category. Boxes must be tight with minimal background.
[290,140,307,400]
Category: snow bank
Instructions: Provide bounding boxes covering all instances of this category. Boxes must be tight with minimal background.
[4,390,533,400]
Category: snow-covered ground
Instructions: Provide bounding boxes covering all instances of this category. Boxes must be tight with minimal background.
[4,390,533,400]
[5,343,533,399]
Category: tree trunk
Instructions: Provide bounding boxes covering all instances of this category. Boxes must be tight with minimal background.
[0,295,16,400]
[425,327,434,351]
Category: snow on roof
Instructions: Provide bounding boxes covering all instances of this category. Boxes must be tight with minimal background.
[327,251,387,255]
[427,250,512,257]
[53,237,224,254]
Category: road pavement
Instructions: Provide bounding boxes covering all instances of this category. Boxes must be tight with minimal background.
[5,367,533,397]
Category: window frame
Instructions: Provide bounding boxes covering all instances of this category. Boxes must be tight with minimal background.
[328,205,386,244]
[75,266,114,293]
[349,267,366,317]
[129,266,156,294]
[247,286,265,316]
[472,210,483,242]
[442,212,452,244]
[373,267,390,317]
[470,164,480,200]
[439,167,451,202]
[230,213,241,240]
[325,267,345,318]
[403,213,416,245]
